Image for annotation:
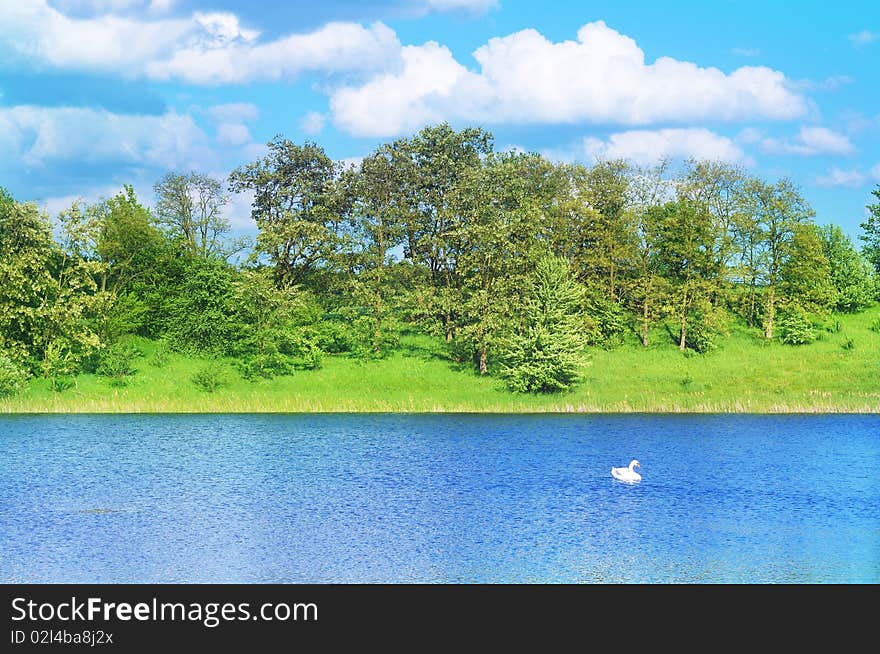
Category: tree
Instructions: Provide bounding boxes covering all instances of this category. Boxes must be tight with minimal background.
[859,185,880,274]
[0,198,104,370]
[656,199,715,351]
[345,145,411,355]
[624,162,673,346]
[499,256,588,393]
[820,224,877,312]
[397,123,494,342]
[154,172,234,258]
[741,178,814,340]
[452,152,548,374]
[574,160,635,302]
[780,223,835,313]
[229,138,343,288]
[678,160,746,308]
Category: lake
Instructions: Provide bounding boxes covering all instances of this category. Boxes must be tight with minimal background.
[0,414,877,583]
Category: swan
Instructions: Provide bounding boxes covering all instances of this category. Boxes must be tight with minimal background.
[611,459,641,483]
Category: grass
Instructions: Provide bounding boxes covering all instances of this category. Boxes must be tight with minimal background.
[2,307,879,413]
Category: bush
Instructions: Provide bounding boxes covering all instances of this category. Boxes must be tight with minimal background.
[778,305,816,345]
[191,361,229,392]
[581,292,628,348]
[0,354,28,397]
[842,338,855,351]
[97,342,140,386]
[150,340,170,367]
[870,317,880,333]
[41,341,77,393]
[239,351,293,380]
[684,303,728,354]
[307,320,354,354]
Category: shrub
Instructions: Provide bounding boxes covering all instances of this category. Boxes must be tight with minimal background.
[239,351,292,380]
[0,354,28,397]
[41,341,77,393]
[499,257,588,393]
[191,362,228,392]
[870,317,880,333]
[581,292,628,348]
[842,338,855,351]
[778,305,816,345]
[684,303,728,354]
[97,342,140,386]
[150,340,170,367]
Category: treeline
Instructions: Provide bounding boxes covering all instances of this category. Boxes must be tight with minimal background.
[1,124,879,396]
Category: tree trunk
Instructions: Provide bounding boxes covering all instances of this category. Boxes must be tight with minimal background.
[679,287,688,351]
[641,299,649,347]
[764,287,775,340]
[479,346,488,375]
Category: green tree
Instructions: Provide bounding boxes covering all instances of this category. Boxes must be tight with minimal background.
[656,199,715,351]
[780,223,836,314]
[229,137,343,287]
[741,178,814,340]
[820,224,877,312]
[0,199,104,369]
[345,145,411,355]
[499,256,588,393]
[154,172,237,258]
[397,123,494,342]
[860,185,880,274]
[452,152,548,374]
[624,162,673,346]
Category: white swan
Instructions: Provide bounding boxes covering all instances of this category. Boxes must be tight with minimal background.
[611,459,641,483]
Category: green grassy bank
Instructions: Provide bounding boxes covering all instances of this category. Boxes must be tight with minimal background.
[2,309,878,414]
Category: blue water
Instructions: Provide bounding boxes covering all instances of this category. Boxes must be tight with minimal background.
[0,414,877,583]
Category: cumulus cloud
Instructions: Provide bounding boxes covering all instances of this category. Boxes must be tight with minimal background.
[0,2,400,83]
[207,102,259,147]
[0,105,210,169]
[330,21,808,137]
[147,21,399,84]
[579,128,747,166]
[815,164,880,189]
[849,30,878,47]
[49,0,176,14]
[300,111,327,135]
[424,0,498,12]
[760,126,855,156]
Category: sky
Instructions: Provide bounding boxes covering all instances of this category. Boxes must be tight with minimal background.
[0,0,878,238]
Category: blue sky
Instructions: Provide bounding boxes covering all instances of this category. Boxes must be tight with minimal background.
[0,0,878,238]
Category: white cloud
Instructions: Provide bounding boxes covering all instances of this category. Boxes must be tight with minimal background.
[0,2,400,84]
[49,0,175,14]
[815,168,866,188]
[208,102,259,123]
[761,126,855,156]
[0,105,210,169]
[849,30,879,47]
[146,20,400,84]
[424,0,498,12]
[330,21,808,137]
[0,1,193,73]
[815,165,880,188]
[208,102,258,147]
[300,111,327,135]
[577,128,747,166]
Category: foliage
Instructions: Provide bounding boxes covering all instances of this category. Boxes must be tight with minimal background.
[778,305,817,345]
[499,256,588,393]
[191,361,229,393]
[860,185,880,274]
[97,342,141,386]
[0,354,28,397]
[820,224,877,313]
